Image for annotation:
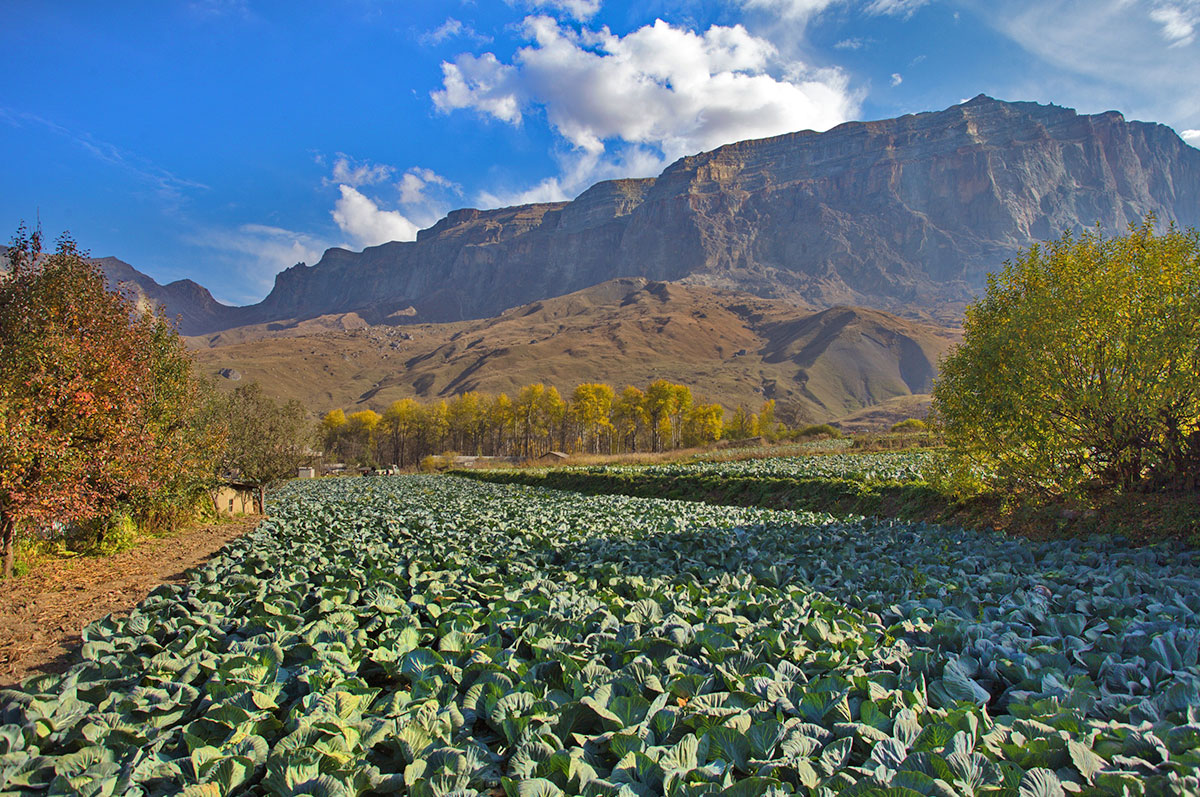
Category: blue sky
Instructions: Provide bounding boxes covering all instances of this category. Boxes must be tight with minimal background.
[3,0,1198,305]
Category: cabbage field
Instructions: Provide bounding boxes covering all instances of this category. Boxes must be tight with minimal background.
[583,453,932,483]
[4,476,1200,796]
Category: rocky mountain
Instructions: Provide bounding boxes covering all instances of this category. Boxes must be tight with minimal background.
[92,257,239,335]
[191,278,959,423]
[165,95,1200,333]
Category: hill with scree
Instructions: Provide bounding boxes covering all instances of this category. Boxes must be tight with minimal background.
[189,278,958,422]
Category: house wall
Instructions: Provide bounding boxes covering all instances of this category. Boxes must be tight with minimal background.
[214,486,257,515]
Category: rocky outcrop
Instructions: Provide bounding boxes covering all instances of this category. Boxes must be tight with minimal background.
[157,96,1200,331]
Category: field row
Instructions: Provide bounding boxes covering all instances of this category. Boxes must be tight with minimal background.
[574,452,933,483]
[3,476,1200,795]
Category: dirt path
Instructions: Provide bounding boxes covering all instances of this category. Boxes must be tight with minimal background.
[0,517,260,688]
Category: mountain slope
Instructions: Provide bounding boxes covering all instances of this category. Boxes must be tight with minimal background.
[174,95,1200,333]
[191,279,959,422]
[92,257,238,335]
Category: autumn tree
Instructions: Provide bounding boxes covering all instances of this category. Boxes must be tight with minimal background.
[758,399,781,441]
[645,380,693,451]
[543,386,567,453]
[612,386,648,453]
[683,403,725,447]
[422,401,450,453]
[0,228,165,577]
[571,383,615,453]
[345,409,382,465]
[448,392,482,454]
[215,382,310,507]
[382,398,420,467]
[487,393,516,456]
[725,406,758,440]
[933,220,1200,495]
[320,409,348,460]
[516,383,564,457]
[518,384,546,456]
[644,380,675,452]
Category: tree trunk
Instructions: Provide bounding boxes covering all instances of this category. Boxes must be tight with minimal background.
[1,510,15,580]
[258,485,266,515]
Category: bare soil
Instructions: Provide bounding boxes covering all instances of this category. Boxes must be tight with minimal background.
[0,517,259,688]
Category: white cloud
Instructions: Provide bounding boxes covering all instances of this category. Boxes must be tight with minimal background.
[1,107,206,209]
[522,0,602,20]
[328,154,393,187]
[1150,3,1198,46]
[890,72,903,86]
[187,0,250,19]
[434,52,523,124]
[740,0,840,22]
[834,37,866,49]
[398,167,459,205]
[478,145,668,207]
[1182,129,1200,143]
[420,17,492,46]
[739,0,928,22]
[332,185,421,248]
[423,18,463,44]
[864,0,932,17]
[190,224,328,302]
[434,15,857,170]
[395,167,462,227]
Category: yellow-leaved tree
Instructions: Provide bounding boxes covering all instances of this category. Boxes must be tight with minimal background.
[932,219,1200,496]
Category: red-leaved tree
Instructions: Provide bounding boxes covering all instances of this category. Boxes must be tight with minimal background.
[0,227,166,578]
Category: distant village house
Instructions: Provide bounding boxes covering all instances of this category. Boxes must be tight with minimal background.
[214,482,261,515]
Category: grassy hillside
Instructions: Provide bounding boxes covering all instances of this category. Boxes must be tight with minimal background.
[190,278,959,422]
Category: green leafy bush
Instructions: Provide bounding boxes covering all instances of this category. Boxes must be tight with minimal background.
[793,423,841,439]
[890,418,927,433]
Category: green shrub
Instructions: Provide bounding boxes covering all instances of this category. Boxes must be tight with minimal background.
[890,418,927,433]
[98,511,138,555]
[794,423,841,439]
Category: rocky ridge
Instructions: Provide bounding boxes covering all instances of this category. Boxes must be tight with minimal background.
[169,95,1200,333]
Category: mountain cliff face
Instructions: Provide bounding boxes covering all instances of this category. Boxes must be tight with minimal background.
[153,96,1200,331]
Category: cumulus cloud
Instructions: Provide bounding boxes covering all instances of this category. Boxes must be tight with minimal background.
[890,72,903,86]
[332,185,421,248]
[433,15,857,171]
[435,52,523,124]
[1182,129,1200,144]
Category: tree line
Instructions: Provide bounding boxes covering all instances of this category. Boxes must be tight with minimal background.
[0,228,309,578]
[321,382,784,466]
